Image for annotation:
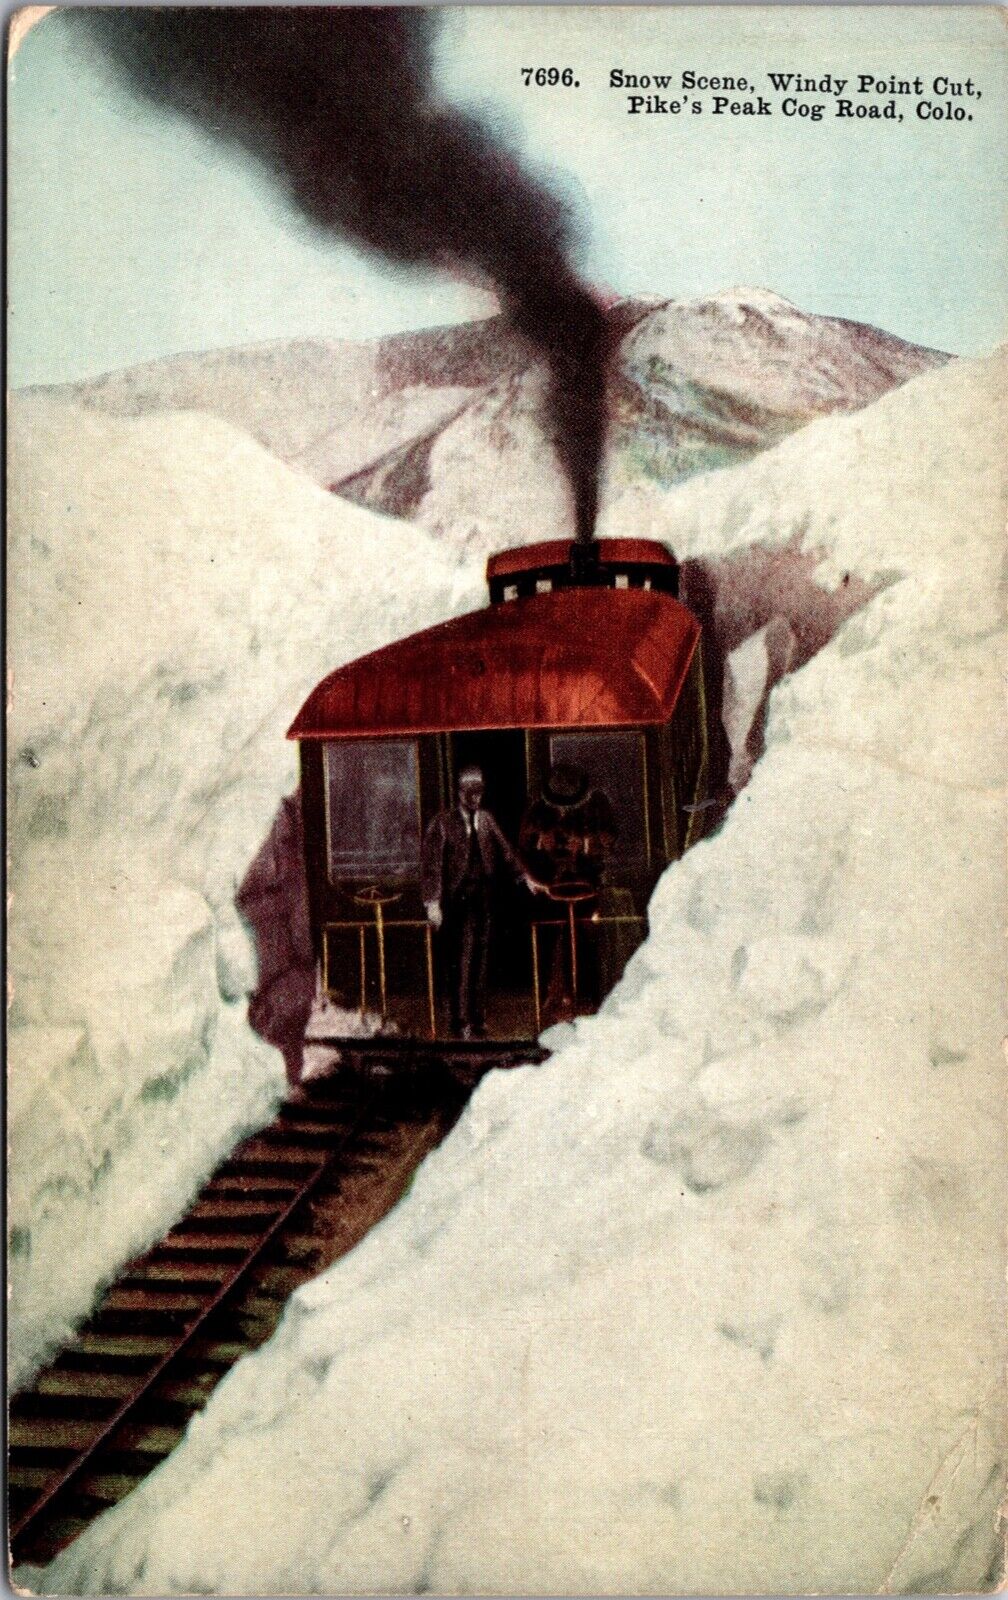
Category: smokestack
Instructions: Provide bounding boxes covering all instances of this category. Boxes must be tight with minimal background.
[81,7,610,544]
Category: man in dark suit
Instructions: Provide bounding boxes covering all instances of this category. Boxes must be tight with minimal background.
[422,766,537,1039]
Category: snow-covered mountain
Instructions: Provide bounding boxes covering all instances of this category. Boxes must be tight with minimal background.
[27,290,945,556]
[11,330,1005,1594]
[335,291,946,552]
[24,314,513,449]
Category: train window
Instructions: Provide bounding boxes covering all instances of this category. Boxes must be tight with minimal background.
[504,584,518,602]
[549,729,648,871]
[324,738,421,882]
[614,573,629,589]
[536,578,553,594]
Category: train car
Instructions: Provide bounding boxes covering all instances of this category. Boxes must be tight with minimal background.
[287,537,708,1049]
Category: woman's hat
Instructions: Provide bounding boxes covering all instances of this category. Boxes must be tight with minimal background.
[542,762,590,807]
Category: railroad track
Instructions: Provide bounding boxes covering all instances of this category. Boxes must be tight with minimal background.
[9,1058,479,1568]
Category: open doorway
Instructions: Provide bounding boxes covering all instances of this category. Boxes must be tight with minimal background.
[448,729,528,846]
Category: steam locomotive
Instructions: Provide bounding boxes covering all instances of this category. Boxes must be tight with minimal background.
[288,537,708,1052]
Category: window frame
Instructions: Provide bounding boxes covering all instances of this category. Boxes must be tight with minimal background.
[322,736,423,886]
[545,726,651,873]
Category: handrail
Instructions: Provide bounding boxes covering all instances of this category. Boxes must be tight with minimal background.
[323,919,435,1038]
[322,914,647,1041]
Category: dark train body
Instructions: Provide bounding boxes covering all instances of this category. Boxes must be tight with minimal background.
[288,537,708,1048]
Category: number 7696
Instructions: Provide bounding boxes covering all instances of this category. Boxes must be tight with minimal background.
[521,67,579,87]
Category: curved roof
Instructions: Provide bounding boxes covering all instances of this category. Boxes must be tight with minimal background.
[288,587,701,741]
[486,537,676,581]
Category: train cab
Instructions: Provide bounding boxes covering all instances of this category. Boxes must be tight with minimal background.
[288,537,708,1049]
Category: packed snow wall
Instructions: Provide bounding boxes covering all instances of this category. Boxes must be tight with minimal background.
[20,347,1006,1595]
[6,396,476,1388]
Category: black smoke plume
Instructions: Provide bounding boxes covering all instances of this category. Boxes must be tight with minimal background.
[83,7,609,542]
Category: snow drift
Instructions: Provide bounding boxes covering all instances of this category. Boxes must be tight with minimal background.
[6,394,478,1388]
[20,344,1006,1594]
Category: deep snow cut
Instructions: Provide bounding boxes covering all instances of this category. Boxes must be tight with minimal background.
[17,343,1006,1594]
[6,394,479,1387]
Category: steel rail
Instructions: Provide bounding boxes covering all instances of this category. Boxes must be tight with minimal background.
[10,1046,525,1567]
[9,1086,376,1566]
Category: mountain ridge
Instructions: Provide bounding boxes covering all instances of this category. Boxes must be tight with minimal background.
[21,290,948,552]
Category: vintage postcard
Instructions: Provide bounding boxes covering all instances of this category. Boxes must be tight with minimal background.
[7,4,1007,1594]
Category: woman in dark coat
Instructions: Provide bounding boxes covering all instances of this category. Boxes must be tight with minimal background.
[519,763,617,1021]
[519,763,618,894]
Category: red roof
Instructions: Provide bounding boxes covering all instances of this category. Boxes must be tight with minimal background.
[486,537,676,581]
[288,588,700,741]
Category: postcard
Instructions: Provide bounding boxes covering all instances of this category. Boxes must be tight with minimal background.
[7,5,1007,1594]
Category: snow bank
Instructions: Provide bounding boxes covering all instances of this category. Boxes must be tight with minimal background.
[29,314,523,489]
[7,395,476,1387]
[26,349,1006,1594]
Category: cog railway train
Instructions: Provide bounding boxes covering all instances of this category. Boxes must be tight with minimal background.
[287,536,709,1053]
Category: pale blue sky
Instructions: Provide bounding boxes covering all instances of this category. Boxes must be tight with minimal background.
[8,5,1007,386]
